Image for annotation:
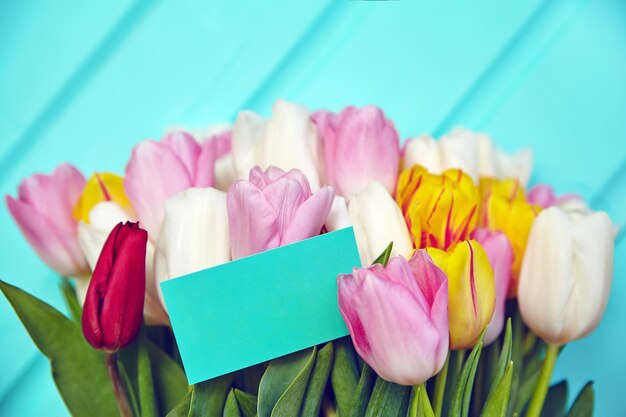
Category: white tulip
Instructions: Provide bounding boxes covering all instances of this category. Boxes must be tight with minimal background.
[348,181,413,266]
[404,128,533,186]
[154,187,231,310]
[231,99,322,189]
[78,201,134,270]
[325,196,351,232]
[518,206,614,345]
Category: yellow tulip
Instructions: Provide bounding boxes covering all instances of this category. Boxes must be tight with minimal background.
[73,172,132,223]
[397,165,480,250]
[428,240,495,350]
[479,177,541,296]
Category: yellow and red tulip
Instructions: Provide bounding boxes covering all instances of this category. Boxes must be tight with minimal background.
[427,239,495,350]
[396,165,480,251]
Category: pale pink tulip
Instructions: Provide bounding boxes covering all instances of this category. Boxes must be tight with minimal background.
[471,228,513,344]
[227,166,334,259]
[6,164,89,277]
[527,184,581,209]
[124,131,219,240]
[312,106,400,198]
[337,252,449,385]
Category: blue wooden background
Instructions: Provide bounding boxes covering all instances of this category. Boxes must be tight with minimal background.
[0,1,624,415]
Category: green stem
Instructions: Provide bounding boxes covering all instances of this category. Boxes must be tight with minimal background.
[433,354,449,417]
[410,383,427,417]
[106,353,133,417]
[526,344,559,417]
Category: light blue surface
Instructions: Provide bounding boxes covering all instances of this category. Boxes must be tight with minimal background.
[0,1,624,415]
[162,228,359,384]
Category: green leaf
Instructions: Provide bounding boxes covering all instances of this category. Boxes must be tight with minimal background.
[540,381,568,417]
[372,242,394,266]
[331,337,360,417]
[188,373,236,417]
[511,366,541,415]
[59,278,82,323]
[448,332,485,417]
[364,378,411,417]
[234,389,258,417]
[0,280,118,417]
[301,343,334,417]
[138,332,158,417]
[224,389,242,417]
[118,359,141,417]
[480,361,513,417]
[415,384,436,417]
[257,347,316,417]
[495,319,512,384]
[165,392,191,417]
[147,339,189,413]
[507,309,525,417]
[349,363,376,417]
[566,382,594,417]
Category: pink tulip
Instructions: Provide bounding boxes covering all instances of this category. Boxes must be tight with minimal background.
[527,184,581,209]
[6,164,89,277]
[227,166,334,259]
[124,131,219,240]
[471,228,513,344]
[312,106,400,198]
[337,252,449,385]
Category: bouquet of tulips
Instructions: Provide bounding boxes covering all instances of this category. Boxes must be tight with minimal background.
[2,99,615,417]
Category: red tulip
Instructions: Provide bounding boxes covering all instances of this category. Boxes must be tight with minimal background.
[82,222,147,351]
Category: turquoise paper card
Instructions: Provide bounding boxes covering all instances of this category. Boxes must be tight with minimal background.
[161,227,360,384]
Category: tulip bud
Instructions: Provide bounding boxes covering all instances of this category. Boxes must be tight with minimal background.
[73,173,133,223]
[82,222,147,351]
[348,181,413,266]
[6,164,89,277]
[337,253,449,385]
[479,178,541,296]
[471,228,513,344]
[527,184,583,210]
[227,166,334,259]
[154,187,231,310]
[312,106,400,198]
[124,131,219,241]
[428,240,495,349]
[518,207,614,345]
[231,100,322,190]
[397,165,480,250]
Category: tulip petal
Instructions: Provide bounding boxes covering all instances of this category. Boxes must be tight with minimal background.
[282,186,334,245]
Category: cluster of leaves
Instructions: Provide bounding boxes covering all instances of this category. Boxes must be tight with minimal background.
[0,267,594,417]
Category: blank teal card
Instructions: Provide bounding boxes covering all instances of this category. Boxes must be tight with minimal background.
[161,227,360,384]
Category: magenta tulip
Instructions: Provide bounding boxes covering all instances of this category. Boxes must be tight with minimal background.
[227,166,334,259]
[6,164,89,277]
[82,222,147,351]
[124,131,219,240]
[312,106,400,198]
[337,252,449,385]
[471,228,513,344]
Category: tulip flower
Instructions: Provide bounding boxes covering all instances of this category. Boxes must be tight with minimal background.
[527,184,582,209]
[473,129,532,186]
[231,100,322,190]
[82,222,147,351]
[6,164,89,277]
[154,187,231,309]
[518,207,614,346]
[124,130,219,241]
[325,196,351,232]
[397,165,479,250]
[403,132,480,182]
[403,128,532,186]
[312,106,400,198]
[227,166,334,259]
[337,253,449,385]
[479,178,541,296]
[427,240,495,350]
[471,228,513,344]
[348,181,413,266]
